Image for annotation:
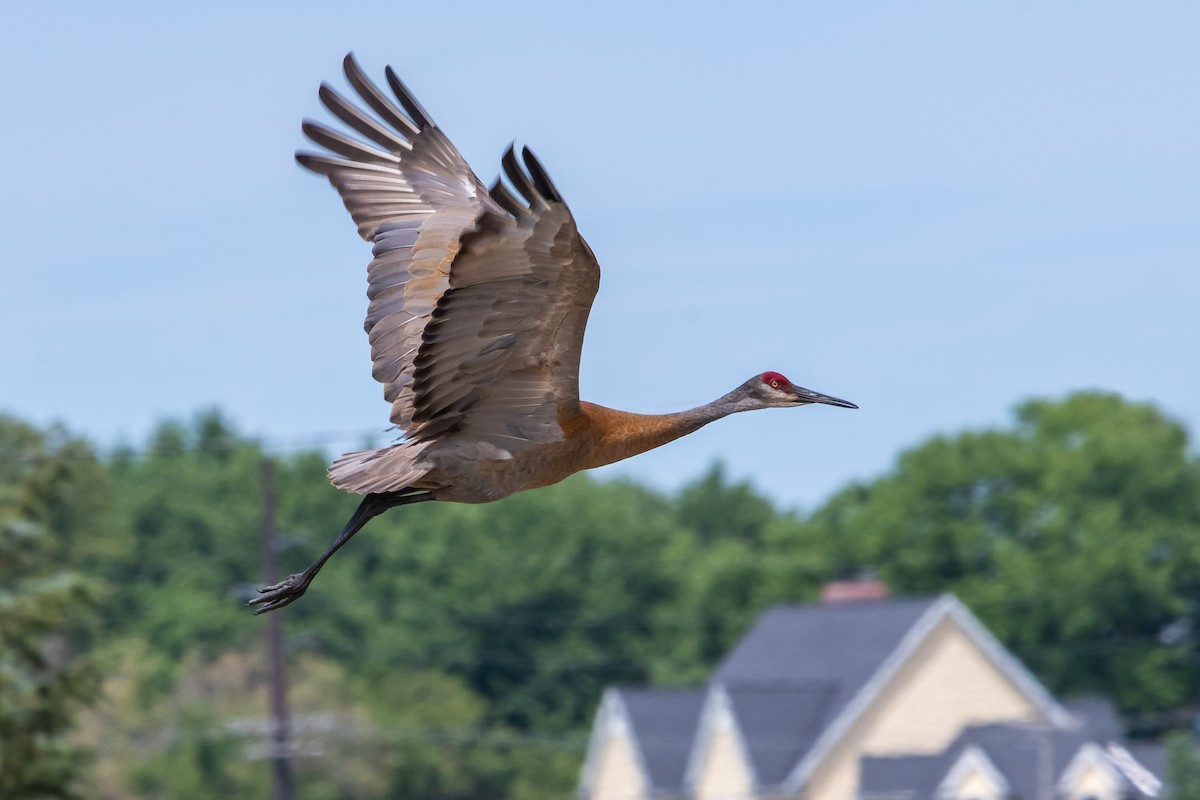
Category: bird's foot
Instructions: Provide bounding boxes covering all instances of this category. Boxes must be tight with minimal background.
[247,572,312,614]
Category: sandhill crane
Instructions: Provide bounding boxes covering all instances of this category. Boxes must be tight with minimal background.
[250,54,857,613]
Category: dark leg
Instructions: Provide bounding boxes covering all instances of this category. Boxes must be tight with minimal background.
[248,490,432,614]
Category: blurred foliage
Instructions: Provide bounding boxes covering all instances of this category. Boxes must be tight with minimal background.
[0,415,106,799]
[1,390,1198,796]
[1167,731,1200,800]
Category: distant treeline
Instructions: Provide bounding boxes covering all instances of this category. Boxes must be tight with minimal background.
[2,390,1199,798]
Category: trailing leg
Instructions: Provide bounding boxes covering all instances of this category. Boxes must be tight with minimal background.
[248,490,432,614]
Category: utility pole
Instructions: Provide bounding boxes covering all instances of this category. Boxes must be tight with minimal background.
[260,458,294,800]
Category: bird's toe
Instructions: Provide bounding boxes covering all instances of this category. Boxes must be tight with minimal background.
[252,594,296,615]
[246,573,309,613]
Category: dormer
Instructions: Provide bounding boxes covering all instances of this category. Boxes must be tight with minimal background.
[1058,742,1124,800]
[936,745,1010,800]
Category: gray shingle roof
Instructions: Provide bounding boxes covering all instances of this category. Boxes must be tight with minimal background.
[715,596,941,783]
[954,724,1094,800]
[1064,695,1124,741]
[860,705,1164,800]
[1123,742,1168,798]
[860,752,950,799]
[617,687,706,791]
[594,595,1082,799]
[607,600,941,796]
[601,597,943,792]
[715,598,941,687]
[725,683,837,785]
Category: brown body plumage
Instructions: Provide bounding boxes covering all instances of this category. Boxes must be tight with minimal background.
[250,55,856,613]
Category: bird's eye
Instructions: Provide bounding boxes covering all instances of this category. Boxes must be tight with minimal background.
[762,371,790,390]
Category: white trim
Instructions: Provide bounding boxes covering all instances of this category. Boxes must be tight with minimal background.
[781,596,951,791]
[576,689,618,799]
[943,595,1075,729]
[936,744,1010,800]
[682,685,722,791]
[682,682,758,792]
[1105,743,1163,798]
[1058,741,1122,798]
[782,594,1073,792]
[576,689,653,800]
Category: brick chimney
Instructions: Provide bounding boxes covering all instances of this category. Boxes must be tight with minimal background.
[821,573,890,604]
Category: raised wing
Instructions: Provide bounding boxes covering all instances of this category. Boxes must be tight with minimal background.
[410,146,600,450]
[298,55,600,450]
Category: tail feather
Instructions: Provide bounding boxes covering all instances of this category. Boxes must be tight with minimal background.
[328,441,431,494]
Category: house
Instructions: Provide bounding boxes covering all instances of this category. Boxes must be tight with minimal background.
[578,588,1165,800]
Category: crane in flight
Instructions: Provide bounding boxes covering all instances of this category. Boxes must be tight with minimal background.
[250,54,857,613]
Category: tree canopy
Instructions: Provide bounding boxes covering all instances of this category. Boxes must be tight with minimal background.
[799,392,1200,715]
[0,416,106,799]
[1,390,1197,797]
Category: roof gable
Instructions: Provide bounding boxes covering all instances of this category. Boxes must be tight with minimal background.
[685,685,755,798]
[938,744,1010,800]
[582,594,1078,799]
[708,598,941,790]
[785,595,1073,791]
[1059,741,1123,799]
[577,690,651,800]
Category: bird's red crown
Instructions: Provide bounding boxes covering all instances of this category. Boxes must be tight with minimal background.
[761,371,792,390]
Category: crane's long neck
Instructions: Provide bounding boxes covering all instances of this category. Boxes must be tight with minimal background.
[575,392,745,470]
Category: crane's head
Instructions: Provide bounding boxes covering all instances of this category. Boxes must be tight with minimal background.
[742,371,858,410]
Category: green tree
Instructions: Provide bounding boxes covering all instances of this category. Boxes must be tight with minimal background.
[90,412,698,799]
[286,474,688,733]
[677,463,776,546]
[646,465,827,683]
[1167,731,1200,800]
[105,409,268,659]
[0,416,105,798]
[800,392,1200,715]
[77,395,1200,798]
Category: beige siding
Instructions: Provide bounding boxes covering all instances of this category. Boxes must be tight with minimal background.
[590,728,648,800]
[695,728,755,800]
[1064,763,1121,800]
[953,767,1004,800]
[806,616,1045,800]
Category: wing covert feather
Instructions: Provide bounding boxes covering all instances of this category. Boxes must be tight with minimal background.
[299,56,600,449]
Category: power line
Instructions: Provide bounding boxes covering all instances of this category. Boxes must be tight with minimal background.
[90,714,590,758]
[0,428,393,466]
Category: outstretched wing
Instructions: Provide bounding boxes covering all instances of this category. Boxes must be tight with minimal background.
[298,54,489,433]
[410,146,600,451]
[298,55,600,451]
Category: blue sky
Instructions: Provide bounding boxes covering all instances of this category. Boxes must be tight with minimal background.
[3,2,1197,509]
